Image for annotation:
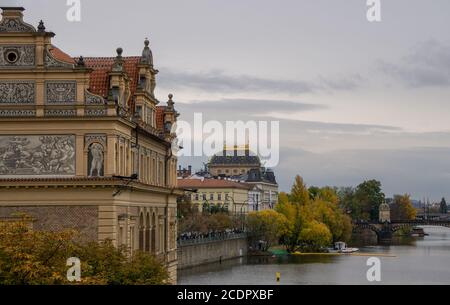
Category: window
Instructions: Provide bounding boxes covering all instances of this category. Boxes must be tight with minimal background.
[119,227,123,245]
[195,194,199,201]
[5,50,19,64]
[210,193,214,201]
[202,193,207,201]
[218,193,222,201]
[130,226,135,254]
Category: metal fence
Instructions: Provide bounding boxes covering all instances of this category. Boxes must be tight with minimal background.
[177,232,247,246]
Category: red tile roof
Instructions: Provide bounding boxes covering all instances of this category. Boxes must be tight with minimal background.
[49,45,75,64]
[83,56,141,99]
[44,46,167,131]
[177,178,251,190]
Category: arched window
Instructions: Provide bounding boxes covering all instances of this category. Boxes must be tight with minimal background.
[151,213,157,254]
[138,213,144,251]
[145,213,150,252]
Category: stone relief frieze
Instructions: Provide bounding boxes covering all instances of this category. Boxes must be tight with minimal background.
[45,82,76,104]
[0,135,75,176]
[0,82,35,104]
[0,18,36,33]
[0,45,35,67]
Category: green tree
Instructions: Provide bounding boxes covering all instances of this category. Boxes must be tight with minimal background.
[246,210,289,251]
[440,198,448,214]
[354,180,385,221]
[0,216,169,285]
[390,194,416,220]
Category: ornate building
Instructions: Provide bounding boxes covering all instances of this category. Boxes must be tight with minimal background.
[0,7,181,281]
[207,145,279,210]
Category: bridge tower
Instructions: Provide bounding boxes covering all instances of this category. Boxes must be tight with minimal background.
[379,201,391,223]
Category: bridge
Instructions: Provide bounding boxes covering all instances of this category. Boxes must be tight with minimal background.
[353,220,450,243]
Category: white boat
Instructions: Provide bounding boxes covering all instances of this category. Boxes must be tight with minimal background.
[329,242,359,253]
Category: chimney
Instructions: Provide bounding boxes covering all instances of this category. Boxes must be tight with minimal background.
[1,6,25,20]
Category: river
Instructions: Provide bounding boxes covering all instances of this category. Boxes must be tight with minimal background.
[178,227,450,285]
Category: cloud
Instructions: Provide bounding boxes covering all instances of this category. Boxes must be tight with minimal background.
[158,68,362,94]
[379,40,450,87]
[276,147,450,201]
[176,98,400,134]
[176,98,326,117]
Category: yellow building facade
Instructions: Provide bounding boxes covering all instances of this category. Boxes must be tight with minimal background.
[178,178,252,214]
[0,7,181,281]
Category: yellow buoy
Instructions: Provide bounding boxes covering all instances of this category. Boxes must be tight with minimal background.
[276,272,281,282]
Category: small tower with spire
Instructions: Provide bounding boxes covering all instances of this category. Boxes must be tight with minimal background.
[163,93,179,137]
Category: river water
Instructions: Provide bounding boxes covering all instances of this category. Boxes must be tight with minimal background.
[178,227,450,285]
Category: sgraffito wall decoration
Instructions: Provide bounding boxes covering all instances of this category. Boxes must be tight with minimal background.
[45,81,77,104]
[0,82,35,104]
[0,135,75,176]
[0,45,36,68]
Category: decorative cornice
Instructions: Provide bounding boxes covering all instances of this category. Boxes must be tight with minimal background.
[44,46,74,69]
[85,89,105,105]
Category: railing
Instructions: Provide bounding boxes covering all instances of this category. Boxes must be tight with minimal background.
[177,232,247,246]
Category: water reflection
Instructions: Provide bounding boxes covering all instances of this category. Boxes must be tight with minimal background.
[178,227,450,285]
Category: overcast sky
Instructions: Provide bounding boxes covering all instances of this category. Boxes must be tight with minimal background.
[5,0,450,200]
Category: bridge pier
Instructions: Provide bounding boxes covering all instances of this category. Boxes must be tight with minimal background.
[377,230,393,244]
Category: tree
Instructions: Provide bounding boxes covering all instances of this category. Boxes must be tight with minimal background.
[290,175,310,205]
[276,177,353,252]
[390,194,416,221]
[440,198,448,214]
[353,180,385,221]
[312,198,352,243]
[275,200,308,252]
[246,210,289,251]
[299,221,332,252]
[0,216,169,285]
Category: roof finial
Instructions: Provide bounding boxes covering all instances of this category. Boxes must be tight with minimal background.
[140,37,153,66]
[112,47,124,72]
[37,20,45,32]
[116,47,123,58]
[76,56,85,67]
[167,93,175,110]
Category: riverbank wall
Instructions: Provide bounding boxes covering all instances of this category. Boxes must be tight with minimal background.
[177,233,248,269]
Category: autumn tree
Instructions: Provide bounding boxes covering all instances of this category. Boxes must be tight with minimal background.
[290,175,310,205]
[390,194,416,221]
[299,221,332,252]
[246,210,289,251]
[276,176,353,252]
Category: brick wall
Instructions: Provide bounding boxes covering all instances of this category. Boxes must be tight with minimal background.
[0,205,98,241]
